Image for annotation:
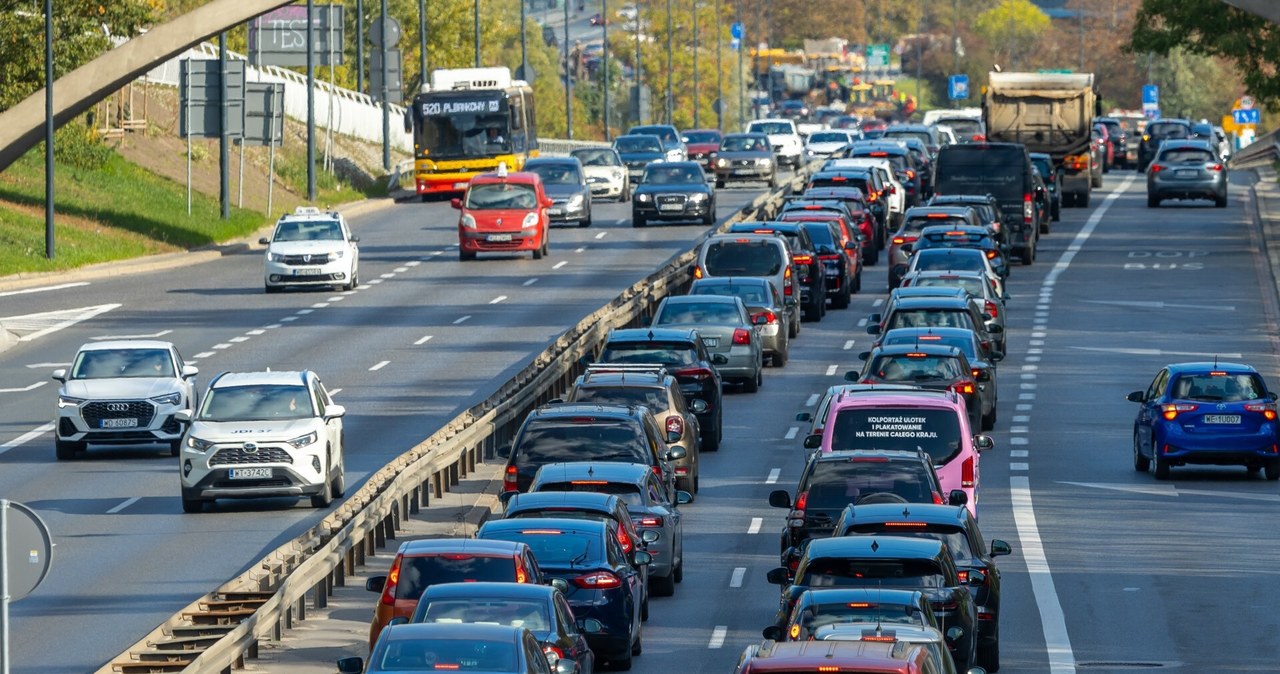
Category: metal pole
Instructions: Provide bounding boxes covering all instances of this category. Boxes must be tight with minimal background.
[419,0,427,90]
[665,0,673,124]
[474,0,481,68]
[357,0,365,95]
[714,0,722,130]
[267,90,277,216]
[692,0,699,128]
[238,137,245,208]
[737,8,744,128]
[603,0,610,140]
[43,0,53,259]
[219,33,230,219]
[381,0,391,171]
[520,0,527,81]
[186,65,192,215]
[306,0,316,201]
[1,500,10,674]
[564,0,572,139]
[634,6,642,124]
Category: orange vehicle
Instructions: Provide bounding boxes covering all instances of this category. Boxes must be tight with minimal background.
[451,164,552,261]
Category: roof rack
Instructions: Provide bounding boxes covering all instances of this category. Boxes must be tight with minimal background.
[584,363,669,376]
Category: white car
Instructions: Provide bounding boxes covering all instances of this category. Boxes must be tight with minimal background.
[177,370,346,513]
[261,206,360,293]
[52,340,198,460]
[570,146,629,202]
[805,130,859,158]
[747,118,805,170]
[825,157,907,228]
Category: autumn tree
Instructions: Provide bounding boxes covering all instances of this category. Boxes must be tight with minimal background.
[974,0,1050,71]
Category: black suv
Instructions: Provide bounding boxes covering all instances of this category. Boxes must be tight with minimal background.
[833,503,1011,672]
[934,142,1040,266]
[596,328,724,451]
[1137,118,1192,171]
[726,222,828,321]
[928,193,1010,244]
[848,143,923,206]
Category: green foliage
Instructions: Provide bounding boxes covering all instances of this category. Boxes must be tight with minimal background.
[52,122,115,171]
[974,0,1051,70]
[1149,48,1241,122]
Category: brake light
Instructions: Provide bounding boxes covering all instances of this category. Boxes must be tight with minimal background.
[788,491,808,528]
[849,602,875,608]
[932,491,944,504]
[1209,163,1224,171]
[951,381,976,395]
[434,665,461,671]
[732,327,752,345]
[1023,193,1033,225]
[971,134,985,141]
[892,236,906,245]
[862,635,896,643]
[639,515,664,527]
[869,151,888,157]
[957,570,969,583]
[751,310,779,324]
[884,521,927,528]
[503,464,519,492]
[573,571,622,589]
[1149,163,1163,173]
[818,667,842,672]
[906,169,916,180]
[380,555,403,606]
[515,557,528,583]
[1064,153,1089,170]
[962,456,975,488]
[617,525,634,554]
[784,266,794,296]
[666,415,685,438]
[673,366,715,380]
[543,646,565,666]
[651,465,662,479]
[793,254,813,265]
[926,213,949,219]
[1162,403,1198,420]
[986,249,998,259]
[1245,403,1278,421]
[984,300,999,319]
[570,480,609,485]
[693,265,703,279]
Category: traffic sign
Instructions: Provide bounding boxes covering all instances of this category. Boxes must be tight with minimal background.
[1,500,53,602]
[948,74,969,100]
[1239,95,1255,110]
[730,22,744,40]
[865,44,890,68]
[1234,108,1261,125]
[1142,84,1159,105]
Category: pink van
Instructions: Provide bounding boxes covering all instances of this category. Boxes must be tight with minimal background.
[803,389,991,517]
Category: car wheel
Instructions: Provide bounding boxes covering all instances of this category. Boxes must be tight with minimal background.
[633,215,645,228]
[1152,449,1171,480]
[772,347,788,368]
[1133,434,1150,472]
[620,181,630,203]
[331,465,346,498]
[651,572,675,597]
[640,594,649,622]
[981,405,996,432]
[181,496,205,514]
[1215,194,1228,208]
[311,461,335,508]
[264,284,282,294]
[54,439,83,460]
[1147,194,1159,208]
[862,247,876,266]
[1039,216,1050,235]
[788,314,799,338]
[978,639,1001,673]
[768,172,778,189]
[169,440,182,457]
[613,648,633,671]
[832,287,851,309]
[702,428,719,452]
[1266,460,1280,481]
[1020,246,1034,266]
[677,477,695,499]
[459,248,476,261]
[1052,202,1061,221]
[532,242,545,260]
[580,214,592,228]
[703,207,715,226]
[715,178,726,189]
[674,558,683,583]
[1079,191,1091,208]
[742,372,760,394]
[632,631,643,656]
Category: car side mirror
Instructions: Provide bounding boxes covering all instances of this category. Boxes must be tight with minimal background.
[1270,391,1279,402]
[689,399,708,414]
[990,350,1005,362]
[499,490,517,507]
[866,324,881,335]
[857,351,871,362]
[845,241,860,251]
[1126,391,1145,403]
[989,539,1012,557]
[786,297,799,307]
[868,313,881,324]
[547,397,564,405]
[802,434,822,450]
[387,616,409,627]
[795,411,812,422]
[766,567,790,585]
[974,435,994,451]
[967,668,989,674]
[967,569,987,586]
[975,370,991,383]
[762,625,783,641]
[711,354,730,365]
[632,550,654,566]
[337,657,365,674]
[542,198,555,208]
[366,576,387,593]
[351,235,360,243]
[551,578,570,593]
[768,489,792,508]
[174,409,193,424]
[52,368,67,383]
[946,627,964,643]
[576,617,605,634]
[258,237,270,245]
[450,198,462,210]
[641,529,660,543]
[325,404,346,420]
[676,490,693,505]
[666,446,687,460]
[845,370,862,383]
[496,444,512,459]
[948,489,968,506]
[181,365,199,379]
[984,322,1004,334]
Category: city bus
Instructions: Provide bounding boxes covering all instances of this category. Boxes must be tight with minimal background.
[405,67,539,199]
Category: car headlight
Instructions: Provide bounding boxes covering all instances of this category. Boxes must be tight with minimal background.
[567,194,584,209]
[637,193,652,202]
[716,158,728,168]
[287,431,318,449]
[150,392,182,406]
[58,395,85,408]
[332,249,345,259]
[689,192,708,202]
[614,168,625,180]
[758,157,772,166]
[666,150,682,160]
[267,252,285,263]
[460,213,477,229]
[650,158,665,164]
[186,436,215,452]
[522,212,539,228]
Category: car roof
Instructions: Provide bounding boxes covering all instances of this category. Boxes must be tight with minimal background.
[742,639,910,671]
[211,370,308,388]
[889,296,972,310]
[615,134,663,143]
[813,448,932,463]
[840,503,969,527]
[691,276,771,287]
[277,206,344,223]
[577,371,666,387]
[470,171,542,186]
[663,294,742,305]
[421,581,558,601]
[381,622,525,643]
[1157,139,1214,151]
[506,489,623,512]
[607,327,700,342]
[1028,152,1052,160]
[77,340,175,352]
[683,128,721,134]
[524,157,581,167]
[903,269,988,280]
[905,206,972,218]
[395,537,528,555]
[533,461,652,485]
[728,221,805,233]
[919,224,991,236]
[528,403,642,420]
[647,160,702,169]
[1165,362,1259,375]
[707,232,788,245]
[805,534,946,559]
[831,390,958,408]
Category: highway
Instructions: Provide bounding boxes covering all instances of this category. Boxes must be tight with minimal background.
[0,182,770,674]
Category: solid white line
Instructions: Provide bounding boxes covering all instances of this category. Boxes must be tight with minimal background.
[194,352,215,359]
[1045,175,1135,287]
[328,388,343,396]
[766,468,781,484]
[843,340,855,350]
[24,362,68,369]
[415,335,434,345]
[708,626,728,649]
[748,517,763,534]
[106,497,141,514]
[0,381,46,394]
[1011,476,1076,674]
[825,364,838,376]
[595,231,608,239]
[369,360,390,371]
[805,393,820,407]
[524,278,539,286]
[784,426,799,440]
[1011,462,1029,471]
[729,567,747,588]
[490,296,507,304]
[92,329,172,340]
[454,315,472,325]
[553,261,568,270]
[0,281,89,297]
[0,422,54,456]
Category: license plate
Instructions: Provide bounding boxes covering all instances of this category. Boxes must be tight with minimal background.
[734,169,756,175]
[454,182,469,189]
[229,467,273,480]
[292,268,322,276]
[1203,414,1241,424]
[824,268,840,276]
[659,203,683,211]
[1175,169,1197,178]
[701,337,719,347]
[548,208,563,216]
[101,418,137,428]
[486,234,513,242]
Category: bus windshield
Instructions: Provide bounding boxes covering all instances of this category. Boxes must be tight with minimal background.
[415,93,511,160]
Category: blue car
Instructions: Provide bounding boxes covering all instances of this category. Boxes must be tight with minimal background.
[477,517,650,670]
[1128,362,1280,479]
[338,622,552,673]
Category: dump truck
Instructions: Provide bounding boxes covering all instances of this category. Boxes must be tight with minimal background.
[983,72,1099,207]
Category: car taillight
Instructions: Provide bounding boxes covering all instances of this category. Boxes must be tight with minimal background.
[788,491,808,528]
[984,300,999,319]
[639,515,664,527]
[666,415,684,438]
[906,169,916,180]
[617,526,634,554]
[543,646,565,666]
[515,557,528,584]
[1245,403,1278,421]
[932,491,944,504]
[751,310,779,324]
[932,600,959,611]
[693,265,704,279]
[971,368,983,379]
[1065,153,1089,170]
[733,328,752,345]
[962,456,975,488]
[652,465,662,479]
[784,266,794,295]
[673,366,715,380]
[951,380,975,395]
[573,571,622,589]
[1162,403,1198,420]
[957,570,969,583]
[892,236,906,245]
[986,249,998,259]
[1209,163,1224,171]
[793,254,813,265]
[503,465,519,492]
[380,555,402,606]
[1149,163,1164,173]
[1023,193,1033,224]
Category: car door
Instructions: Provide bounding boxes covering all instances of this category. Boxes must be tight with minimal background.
[1137,369,1168,455]
[646,471,681,567]
[314,378,343,462]
[556,593,593,669]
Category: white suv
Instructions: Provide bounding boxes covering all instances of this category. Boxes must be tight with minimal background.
[53,340,198,460]
[260,206,360,293]
[747,118,805,170]
[177,370,346,513]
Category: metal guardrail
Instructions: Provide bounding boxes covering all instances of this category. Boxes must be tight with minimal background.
[97,170,809,674]
[1230,128,1280,169]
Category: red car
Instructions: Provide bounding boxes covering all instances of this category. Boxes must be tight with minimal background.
[452,166,552,261]
[682,129,723,173]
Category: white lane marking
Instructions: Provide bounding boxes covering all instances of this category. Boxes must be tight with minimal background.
[1010,450,1029,458]
[1027,356,1042,362]
[394,266,409,273]
[1020,383,1038,390]
[415,335,434,346]
[1059,482,1280,504]
[805,394,820,407]
[454,315,472,325]
[857,318,868,327]
[1022,365,1038,371]
[1034,311,1050,318]
[367,278,384,285]
[1081,299,1235,311]
[329,296,346,302]
[1021,373,1037,380]
[490,296,508,304]
[297,309,314,315]
[4,303,121,342]
[730,567,747,588]
[1015,404,1033,411]
[1044,174,1133,288]
[1011,426,1029,434]
[212,343,232,350]
[1068,346,1243,359]
[341,290,357,296]
[246,329,265,336]
[281,316,299,322]
[406,260,422,267]
[369,360,390,371]
[825,365,839,376]
[575,247,586,253]
[229,336,250,343]
[106,497,141,514]
[595,231,608,239]
[843,340,856,350]
[380,273,396,279]
[1011,476,1076,674]
[328,388,342,396]
[1013,415,1031,423]
[92,329,172,340]
[194,352,215,359]
[748,517,762,534]
[1011,463,1029,471]
[766,468,781,484]
[1010,437,1029,445]
[1036,304,1050,311]
[524,278,539,286]
[708,626,728,649]
[0,381,46,394]
[1019,393,1036,400]
[24,362,68,369]
[872,298,884,307]
[0,281,90,297]
[784,426,799,440]
[0,422,55,456]
[1032,331,1047,338]
[311,303,329,309]
[1028,348,1044,354]
[262,324,283,330]
[447,243,458,248]
[553,261,568,270]
[430,250,444,256]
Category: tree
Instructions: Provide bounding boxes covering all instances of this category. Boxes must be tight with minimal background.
[1130,0,1280,107]
[973,0,1050,71]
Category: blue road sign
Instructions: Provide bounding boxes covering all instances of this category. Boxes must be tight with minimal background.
[948,74,969,100]
[1142,84,1159,105]
[1234,108,1261,125]
[731,22,744,40]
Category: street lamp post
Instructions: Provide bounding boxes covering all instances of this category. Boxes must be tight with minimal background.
[565,0,572,138]
[357,0,364,96]
[419,0,427,90]
[519,0,527,80]
[634,3,643,125]
[714,0,722,130]
[692,0,699,128]
[737,3,744,128]
[473,0,480,67]
[603,0,611,140]
[665,0,673,124]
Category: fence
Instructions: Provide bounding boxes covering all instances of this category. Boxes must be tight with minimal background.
[1230,128,1280,169]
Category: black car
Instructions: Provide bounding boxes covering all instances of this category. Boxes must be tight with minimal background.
[933,142,1040,265]
[878,326,1002,430]
[912,224,1009,279]
[407,582,598,674]
[927,193,1010,246]
[765,535,981,670]
[833,503,1011,672]
[803,186,883,253]
[764,587,939,642]
[613,134,666,183]
[1095,116,1129,169]
[1137,118,1192,171]
[596,327,725,451]
[1028,152,1062,223]
[868,294,1003,356]
[499,489,652,564]
[807,168,890,235]
[853,343,983,433]
[847,143,923,206]
[796,219,861,302]
[632,161,716,227]
[523,157,592,228]
[726,221,828,321]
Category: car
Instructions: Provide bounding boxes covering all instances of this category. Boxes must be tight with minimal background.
[859,118,888,137]
[681,128,723,172]
[571,146,630,203]
[808,167,892,238]
[1091,122,1113,176]
[853,344,984,433]
[805,130,858,158]
[1146,139,1228,208]
[690,276,794,367]
[926,193,1009,247]
[933,142,1040,262]
[499,403,684,495]
[1136,118,1192,171]
[900,248,1006,306]
[626,124,687,161]
[260,206,360,292]
[558,364,702,493]
[477,518,649,670]
[766,588,938,642]
[884,124,943,159]
[1095,116,1129,169]
[499,489,652,568]
[798,188,882,258]
[695,232,803,335]
[1211,125,1232,161]
[649,294,764,392]
[725,222,828,321]
[887,207,983,289]
[825,157,908,238]
[776,99,811,121]
[734,637,946,674]
[713,133,779,189]
[833,503,1011,671]
[341,623,557,674]
[829,114,862,130]
[596,328,725,452]
[1029,165,1051,232]
[793,218,863,301]
[52,340,198,459]
[899,270,1008,339]
[794,383,924,439]
[765,536,981,670]
[1127,362,1280,479]
[928,114,986,143]
[524,156,593,227]
[747,118,806,170]
[407,582,596,674]
[768,449,954,559]
[176,370,345,513]
[613,134,666,183]
[1027,153,1062,223]
[452,165,552,261]
[529,462,690,597]
[363,538,545,649]
[632,161,716,227]
[847,144,922,206]
[808,623,968,674]
[868,292,1003,356]
[910,225,1009,280]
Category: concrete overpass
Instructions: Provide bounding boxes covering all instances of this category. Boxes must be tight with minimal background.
[0,0,295,172]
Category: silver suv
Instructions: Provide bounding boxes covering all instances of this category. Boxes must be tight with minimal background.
[695,233,801,339]
[53,340,198,460]
[177,370,346,513]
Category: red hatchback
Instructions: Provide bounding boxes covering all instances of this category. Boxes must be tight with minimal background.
[453,166,552,261]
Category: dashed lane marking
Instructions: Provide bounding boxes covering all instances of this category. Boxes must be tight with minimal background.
[1011,462,1029,471]
[825,365,839,376]
[784,427,799,440]
[415,335,434,345]
[106,497,140,514]
[0,381,46,394]
[369,360,390,371]
[490,296,508,304]
[524,278,539,286]
[1011,450,1029,458]
[766,468,780,484]
[454,315,472,325]
[553,261,568,270]
[805,394,820,407]
[730,567,746,588]
[748,517,762,534]
[595,232,608,239]
[843,340,856,350]
[708,626,728,649]
[194,352,215,359]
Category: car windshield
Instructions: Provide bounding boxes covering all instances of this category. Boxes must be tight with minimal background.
[750,122,793,135]
[1170,374,1267,402]
[572,148,621,167]
[70,348,174,379]
[683,131,721,144]
[514,420,648,465]
[800,601,923,630]
[845,524,974,563]
[465,183,538,209]
[722,136,766,152]
[644,165,701,184]
[704,240,783,276]
[199,384,313,421]
[599,341,698,366]
[656,301,740,325]
[829,408,963,464]
[375,636,516,671]
[482,531,598,568]
[1160,148,1215,164]
[802,558,948,588]
[572,386,668,411]
[527,163,580,185]
[810,132,850,144]
[418,599,550,632]
[273,219,342,242]
[805,460,939,509]
[911,249,984,272]
[615,136,662,153]
[533,482,644,508]
[886,309,973,331]
[867,354,963,382]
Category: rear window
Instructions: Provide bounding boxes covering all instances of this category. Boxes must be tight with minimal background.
[376,636,516,672]
[704,240,783,276]
[884,130,933,147]
[1158,148,1214,164]
[800,223,839,251]
[690,282,773,307]
[1030,158,1053,179]
[909,275,986,298]
[656,301,741,324]
[800,600,923,630]
[883,333,978,361]
[804,459,938,509]
[810,132,852,144]
[418,598,551,631]
[1169,374,1266,402]
[866,354,963,383]
[480,531,601,568]
[853,151,907,172]
[810,176,871,193]
[845,524,975,563]
[802,558,948,588]
[749,121,795,135]
[885,309,974,331]
[572,148,620,167]
[911,249,984,272]
[1147,122,1189,139]
[599,341,697,366]
[514,420,648,466]
[394,555,516,600]
[571,386,668,411]
[935,146,1025,200]
[532,482,643,508]
[829,407,963,464]
[920,230,986,246]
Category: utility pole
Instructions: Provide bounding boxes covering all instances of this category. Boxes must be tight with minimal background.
[519,0,527,82]
[357,0,364,96]
[565,0,572,138]
[380,0,390,171]
[43,0,53,259]
[737,1,744,128]
[692,0,700,128]
[715,0,722,130]
[306,0,316,201]
[666,0,673,124]
[218,32,230,219]
[474,0,481,67]
[419,0,427,91]
[634,3,643,125]
[603,0,611,140]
